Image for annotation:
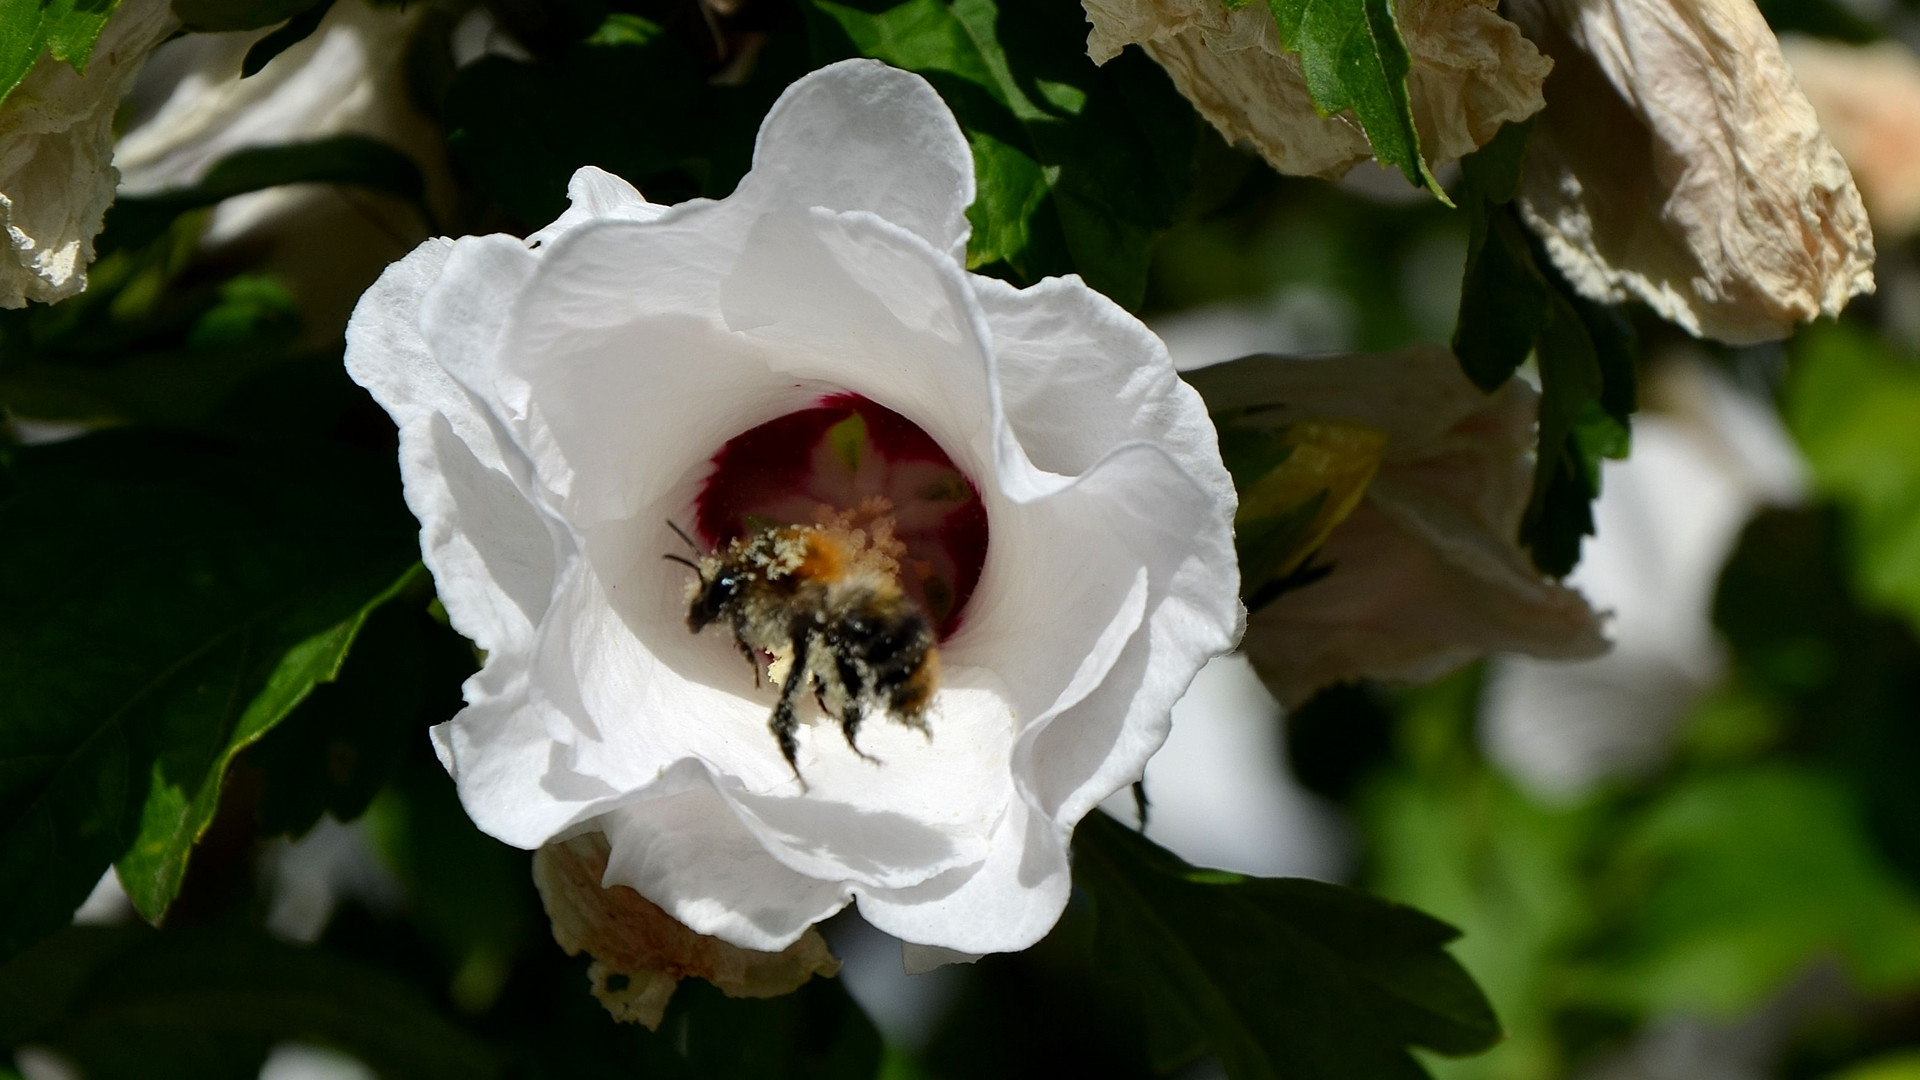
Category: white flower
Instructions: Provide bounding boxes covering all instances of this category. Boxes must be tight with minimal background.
[1187,345,1605,708]
[1507,0,1875,344]
[344,60,1241,956]
[0,0,177,308]
[1780,36,1920,241]
[1081,0,1552,178]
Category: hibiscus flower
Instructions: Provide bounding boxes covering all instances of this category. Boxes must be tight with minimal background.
[344,59,1241,962]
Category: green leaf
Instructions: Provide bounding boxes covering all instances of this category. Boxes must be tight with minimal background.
[1580,767,1920,1017]
[0,925,501,1079]
[805,0,1198,308]
[1361,722,1597,1080]
[1260,0,1443,198]
[248,599,473,843]
[0,431,420,959]
[0,0,125,107]
[1784,321,1920,634]
[1451,122,1635,577]
[103,136,432,255]
[1074,813,1502,1080]
[114,561,423,922]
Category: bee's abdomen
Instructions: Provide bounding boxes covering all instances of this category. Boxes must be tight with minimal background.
[826,594,937,717]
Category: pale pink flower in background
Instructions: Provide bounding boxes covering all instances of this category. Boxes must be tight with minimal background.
[1185,345,1605,709]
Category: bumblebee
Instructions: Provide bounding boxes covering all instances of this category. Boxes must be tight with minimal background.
[666,514,938,780]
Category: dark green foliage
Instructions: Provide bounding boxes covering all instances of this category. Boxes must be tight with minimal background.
[804,0,1197,308]
[445,10,811,223]
[1258,0,1440,197]
[248,596,476,842]
[1785,322,1920,634]
[0,925,501,1079]
[1713,507,1920,892]
[1452,122,1636,576]
[1074,813,1502,1080]
[172,0,326,32]
[0,432,419,957]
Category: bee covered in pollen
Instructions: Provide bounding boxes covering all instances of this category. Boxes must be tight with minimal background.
[666,502,940,781]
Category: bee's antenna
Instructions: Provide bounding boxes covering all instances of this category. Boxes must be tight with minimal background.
[662,553,702,575]
[666,520,703,554]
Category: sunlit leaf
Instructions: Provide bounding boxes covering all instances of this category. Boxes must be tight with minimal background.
[0,0,125,106]
[1260,0,1443,198]
[0,432,419,958]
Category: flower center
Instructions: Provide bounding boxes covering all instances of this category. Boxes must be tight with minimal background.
[693,394,988,637]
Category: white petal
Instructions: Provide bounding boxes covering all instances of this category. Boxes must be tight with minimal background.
[970,274,1233,511]
[1509,0,1874,343]
[524,167,668,249]
[856,797,1071,954]
[0,0,177,307]
[430,663,625,850]
[596,762,850,952]
[1482,361,1805,797]
[346,238,560,658]
[738,59,975,263]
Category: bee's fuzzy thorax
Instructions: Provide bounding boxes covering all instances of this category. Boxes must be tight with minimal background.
[679,499,942,779]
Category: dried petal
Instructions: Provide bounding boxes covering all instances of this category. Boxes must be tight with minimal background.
[533,832,841,1028]
[0,0,177,307]
[1080,0,1549,177]
[1509,0,1875,344]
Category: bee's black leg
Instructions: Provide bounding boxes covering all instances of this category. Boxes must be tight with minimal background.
[833,652,879,763]
[771,631,811,784]
[733,632,761,688]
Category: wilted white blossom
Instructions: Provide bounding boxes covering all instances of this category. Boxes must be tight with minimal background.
[0,0,177,307]
[1080,0,1551,177]
[1781,35,1920,241]
[345,61,1240,961]
[1508,0,1875,344]
[1188,345,1605,708]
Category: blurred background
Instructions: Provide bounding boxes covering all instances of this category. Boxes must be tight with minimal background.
[7,0,1920,1077]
